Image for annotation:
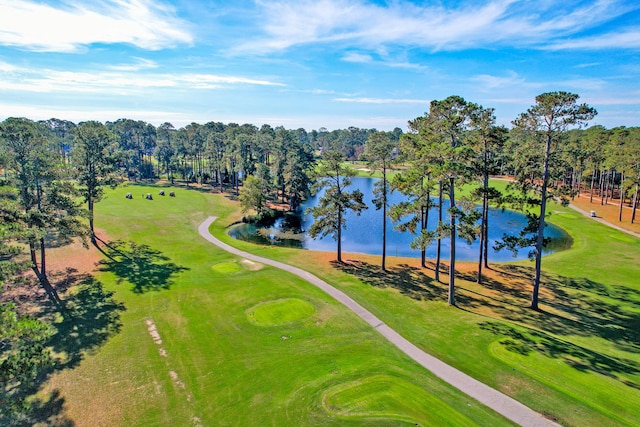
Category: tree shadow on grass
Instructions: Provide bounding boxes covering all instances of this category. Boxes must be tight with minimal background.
[95,239,189,294]
[331,260,447,301]
[1,271,125,425]
[458,264,640,355]
[0,388,74,427]
[459,264,640,389]
[46,275,126,370]
[479,321,640,390]
[333,259,640,390]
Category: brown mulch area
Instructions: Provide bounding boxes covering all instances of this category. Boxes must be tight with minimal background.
[570,192,640,235]
[1,229,106,314]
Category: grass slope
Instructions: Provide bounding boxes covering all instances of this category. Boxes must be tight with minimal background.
[41,184,514,426]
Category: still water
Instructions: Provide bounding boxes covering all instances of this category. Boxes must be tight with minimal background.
[229,177,571,262]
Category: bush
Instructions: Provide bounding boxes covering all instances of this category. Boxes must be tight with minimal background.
[243,209,284,226]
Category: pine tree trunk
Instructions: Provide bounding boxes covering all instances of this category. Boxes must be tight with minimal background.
[576,168,582,198]
[631,183,638,224]
[589,168,596,203]
[599,169,606,205]
[483,204,489,269]
[477,224,484,285]
[421,205,426,268]
[381,169,387,272]
[619,173,625,222]
[89,196,96,244]
[435,181,443,282]
[30,240,59,303]
[337,208,343,263]
[448,177,456,306]
[532,134,552,311]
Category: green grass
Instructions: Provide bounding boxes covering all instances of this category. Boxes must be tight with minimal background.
[209,180,640,427]
[211,260,242,274]
[246,298,316,326]
[41,183,516,426]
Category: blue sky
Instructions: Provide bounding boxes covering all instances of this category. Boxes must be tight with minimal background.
[1,0,638,130]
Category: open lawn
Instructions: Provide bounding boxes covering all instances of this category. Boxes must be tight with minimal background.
[36,183,516,426]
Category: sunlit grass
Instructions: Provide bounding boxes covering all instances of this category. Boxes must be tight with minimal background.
[41,183,515,426]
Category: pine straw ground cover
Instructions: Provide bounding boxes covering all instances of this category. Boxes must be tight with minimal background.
[29,183,515,426]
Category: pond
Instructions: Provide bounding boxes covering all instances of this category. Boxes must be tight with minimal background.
[229,177,572,262]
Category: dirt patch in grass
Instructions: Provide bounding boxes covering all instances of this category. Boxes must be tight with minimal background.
[241,259,263,271]
[1,229,107,314]
[50,229,107,275]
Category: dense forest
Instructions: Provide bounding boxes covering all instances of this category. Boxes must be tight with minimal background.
[1,92,639,418]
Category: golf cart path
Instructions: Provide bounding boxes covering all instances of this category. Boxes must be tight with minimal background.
[198,217,561,427]
[567,204,640,238]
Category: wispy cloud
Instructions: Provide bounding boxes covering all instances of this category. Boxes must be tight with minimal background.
[334,97,426,104]
[342,52,373,63]
[546,30,640,50]
[0,102,195,125]
[470,71,529,90]
[233,0,637,54]
[341,51,428,70]
[0,62,285,94]
[0,0,193,52]
[106,58,159,71]
[574,62,602,68]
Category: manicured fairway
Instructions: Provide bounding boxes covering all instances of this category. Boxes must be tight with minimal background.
[41,184,515,426]
[210,180,640,427]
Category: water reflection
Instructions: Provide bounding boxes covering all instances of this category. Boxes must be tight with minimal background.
[229,177,572,262]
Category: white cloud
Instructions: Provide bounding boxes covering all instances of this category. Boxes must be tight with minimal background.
[334,97,426,104]
[232,0,637,54]
[0,0,193,52]
[341,51,428,71]
[0,62,285,94]
[106,58,159,71]
[546,30,640,50]
[562,78,608,91]
[470,71,528,90]
[342,52,373,63]
[573,62,602,68]
[582,95,640,106]
[0,103,194,126]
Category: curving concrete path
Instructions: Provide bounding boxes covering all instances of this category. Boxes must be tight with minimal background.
[198,217,561,427]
